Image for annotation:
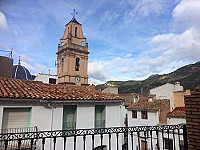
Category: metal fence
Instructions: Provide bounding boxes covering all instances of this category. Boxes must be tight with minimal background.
[0,127,37,150]
[0,124,188,150]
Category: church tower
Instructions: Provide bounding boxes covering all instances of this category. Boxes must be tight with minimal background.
[57,11,89,86]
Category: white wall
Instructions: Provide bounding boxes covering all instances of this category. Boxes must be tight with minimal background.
[34,74,58,84]
[0,101,125,150]
[128,110,159,126]
[150,83,183,100]
[150,83,184,111]
[167,117,186,125]
[127,109,184,150]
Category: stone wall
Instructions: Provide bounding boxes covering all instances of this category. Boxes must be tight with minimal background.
[185,89,200,149]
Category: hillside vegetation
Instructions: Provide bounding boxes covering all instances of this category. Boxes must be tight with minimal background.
[96,61,200,95]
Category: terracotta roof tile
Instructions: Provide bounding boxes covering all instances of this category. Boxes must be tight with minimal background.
[167,107,186,118]
[0,77,123,101]
[127,97,170,111]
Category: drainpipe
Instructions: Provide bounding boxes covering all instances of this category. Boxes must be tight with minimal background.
[46,103,55,150]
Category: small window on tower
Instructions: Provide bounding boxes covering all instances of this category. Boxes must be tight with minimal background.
[81,41,85,46]
[61,58,64,72]
[68,27,69,33]
[75,58,80,71]
[75,27,77,37]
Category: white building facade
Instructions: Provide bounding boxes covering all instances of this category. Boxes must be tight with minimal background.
[34,73,58,84]
[0,77,126,150]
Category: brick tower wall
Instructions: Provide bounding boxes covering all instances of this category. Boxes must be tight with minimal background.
[0,56,13,78]
[185,90,200,150]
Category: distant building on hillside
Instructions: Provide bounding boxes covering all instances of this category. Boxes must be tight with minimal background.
[102,86,118,94]
[119,93,140,103]
[150,82,183,100]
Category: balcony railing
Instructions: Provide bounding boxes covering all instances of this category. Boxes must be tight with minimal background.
[0,126,37,150]
[0,124,188,150]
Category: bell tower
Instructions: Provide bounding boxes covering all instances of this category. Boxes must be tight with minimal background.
[57,10,89,86]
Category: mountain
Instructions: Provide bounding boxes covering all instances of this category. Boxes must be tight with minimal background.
[96,61,200,95]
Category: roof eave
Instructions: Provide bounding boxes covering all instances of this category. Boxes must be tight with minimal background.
[0,98,124,104]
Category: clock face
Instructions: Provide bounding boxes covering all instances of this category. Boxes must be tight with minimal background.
[75,76,80,83]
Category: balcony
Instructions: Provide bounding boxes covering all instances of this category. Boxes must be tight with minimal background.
[0,124,188,150]
[0,127,37,150]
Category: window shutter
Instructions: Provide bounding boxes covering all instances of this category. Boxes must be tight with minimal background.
[2,108,31,130]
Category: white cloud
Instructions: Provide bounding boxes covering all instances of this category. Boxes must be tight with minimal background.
[128,0,178,17]
[36,63,47,73]
[172,0,200,28]
[88,62,108,83]
[21,61,36,73]
[88,56,135,84]
[20,54,33,62]
[0,11,8,31]
[89,27,200,84]
[134,27,200,77]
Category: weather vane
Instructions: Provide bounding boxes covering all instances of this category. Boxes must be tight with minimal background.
[71,9,78,18]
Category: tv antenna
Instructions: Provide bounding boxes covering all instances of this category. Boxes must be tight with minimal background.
[0,48,13,58]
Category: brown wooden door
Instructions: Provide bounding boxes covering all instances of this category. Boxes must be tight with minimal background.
[141,140,148,150]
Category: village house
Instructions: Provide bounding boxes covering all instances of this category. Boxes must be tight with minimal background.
[125,82,190,150]
[0,77,126,149]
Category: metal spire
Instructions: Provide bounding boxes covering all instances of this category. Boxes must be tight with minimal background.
[18,56,21,65]
[71,9,78,18]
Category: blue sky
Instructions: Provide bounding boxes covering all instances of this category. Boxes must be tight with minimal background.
[0,0,200,84]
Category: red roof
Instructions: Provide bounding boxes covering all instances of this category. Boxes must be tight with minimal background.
[127,97,169,111]
[167,107,186,118]
[0,77,123,101]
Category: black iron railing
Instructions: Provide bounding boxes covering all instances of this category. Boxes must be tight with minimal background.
[0,124,188,150]
[0,126,37,150]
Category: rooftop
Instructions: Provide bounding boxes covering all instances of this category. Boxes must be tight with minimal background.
[167,107,186,118]
[66,17,81,26]
[0,77,123,101]
[127,97,169,111]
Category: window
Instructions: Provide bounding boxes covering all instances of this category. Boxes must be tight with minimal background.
[75,58,80,71]
[49,78,56,84]
[132,110,137,118]
[141,111,148,119]
[95,105,105,128]
[165,139,173,149]
[61,58,64,72]
[75,27,77,37]
[81,41,85,46]
[63,105,77,130]
[2,108,31,130]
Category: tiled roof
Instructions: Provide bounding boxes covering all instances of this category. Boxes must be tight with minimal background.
[66,17,81,25]
[0,77,123,101]
[167,107,186,118]
[127,97,170,111]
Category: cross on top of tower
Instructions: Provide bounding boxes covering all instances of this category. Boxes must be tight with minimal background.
[71,9,78,18]
[18,56,21,65]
